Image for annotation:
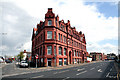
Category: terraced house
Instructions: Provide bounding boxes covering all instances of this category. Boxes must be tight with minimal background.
[32,8,88,67]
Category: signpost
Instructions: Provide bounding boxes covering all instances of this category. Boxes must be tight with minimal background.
[35,54,38,68]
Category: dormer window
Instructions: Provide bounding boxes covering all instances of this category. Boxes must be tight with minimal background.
[48,20,52,26]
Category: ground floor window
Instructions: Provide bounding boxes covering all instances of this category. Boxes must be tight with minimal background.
[73,58,74,64]
[77,59,79,64]
[85,59,87,63]
[75,58,77,64]
[59,58,62,66]
[47,58,51,66]
[64,58,67,65]
[80,59,81,63]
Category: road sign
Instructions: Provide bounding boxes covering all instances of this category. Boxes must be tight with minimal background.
[35,54,38,68]
[36,55,38,59]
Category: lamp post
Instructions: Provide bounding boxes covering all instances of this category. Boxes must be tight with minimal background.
[1,33,7,62]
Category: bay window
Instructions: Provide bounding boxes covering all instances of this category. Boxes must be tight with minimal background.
[47,31,52,39]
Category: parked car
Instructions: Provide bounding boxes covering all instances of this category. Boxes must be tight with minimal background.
[5,60,12,63]
[16,61,20,65]
[19,61,28,68]
[0,58,4,63]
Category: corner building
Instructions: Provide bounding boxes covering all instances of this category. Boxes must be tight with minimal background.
[32,8,88,67]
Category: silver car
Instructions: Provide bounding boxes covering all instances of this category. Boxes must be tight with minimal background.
[20,61,28,67]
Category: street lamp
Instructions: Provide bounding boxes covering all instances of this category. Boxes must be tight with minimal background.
[1,33,7,61]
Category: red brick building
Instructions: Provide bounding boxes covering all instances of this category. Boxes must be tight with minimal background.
[90,52,106,61]
[31,8,88,67]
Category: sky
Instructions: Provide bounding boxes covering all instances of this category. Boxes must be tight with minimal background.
[0,0,119,56]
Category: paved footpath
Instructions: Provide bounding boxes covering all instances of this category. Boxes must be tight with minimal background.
[114,62,120,79]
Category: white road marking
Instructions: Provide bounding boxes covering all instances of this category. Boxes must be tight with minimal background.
[110,68,112,71]
[106,72,110,77]
[76,70,87,75]
[53,72,58,74]
[106,71,116,78]
[2,72,30,77]
[2,69,50,78]
[54,70,69,74]
[62,77,70,80]
[59,70,69,73]
[97,66,100,68]
[77,68,85,71]
[32,75,44,78]
[23,79,28,80]
[98,69,102,72]
[90,67,95,70]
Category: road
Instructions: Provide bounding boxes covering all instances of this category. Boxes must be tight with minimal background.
[2,61,119,80]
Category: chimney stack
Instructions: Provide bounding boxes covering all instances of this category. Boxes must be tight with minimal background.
[48,8,52,12]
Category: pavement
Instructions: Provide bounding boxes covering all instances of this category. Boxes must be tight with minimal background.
[114,61,120,79]
[1,60,119,80]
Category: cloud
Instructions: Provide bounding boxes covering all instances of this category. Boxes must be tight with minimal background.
[0,0,118,56]
[0,45,9,51]
[0,2,38,56]
[87,43,118,55]
[8,0,117,43]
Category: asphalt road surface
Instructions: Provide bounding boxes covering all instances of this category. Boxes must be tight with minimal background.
[2,61,119,80]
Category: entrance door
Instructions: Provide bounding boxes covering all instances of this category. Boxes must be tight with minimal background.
[82,54,84,63]
[69,51,71,64]
[47,58,51,66]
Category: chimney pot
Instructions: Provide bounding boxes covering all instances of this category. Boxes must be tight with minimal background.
[48,8,52,12]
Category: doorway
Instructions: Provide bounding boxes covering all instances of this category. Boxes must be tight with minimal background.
[69,51,71,64]
[47,58,51,66]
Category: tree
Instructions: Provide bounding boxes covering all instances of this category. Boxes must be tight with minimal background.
[17,51,24,61]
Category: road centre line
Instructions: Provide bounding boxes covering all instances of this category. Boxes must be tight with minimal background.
[23,79,28,80]
[110,68,112,71]
[97,66,100,68]
[54,70,69,74]
[59,70,69,73]
[77,68,85,71]
[98,69,102,72]
[53,72,58,74]
[31,75,44,78]
[62,77,70,80]
[76,70,87,75]
[90,67,95,70]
